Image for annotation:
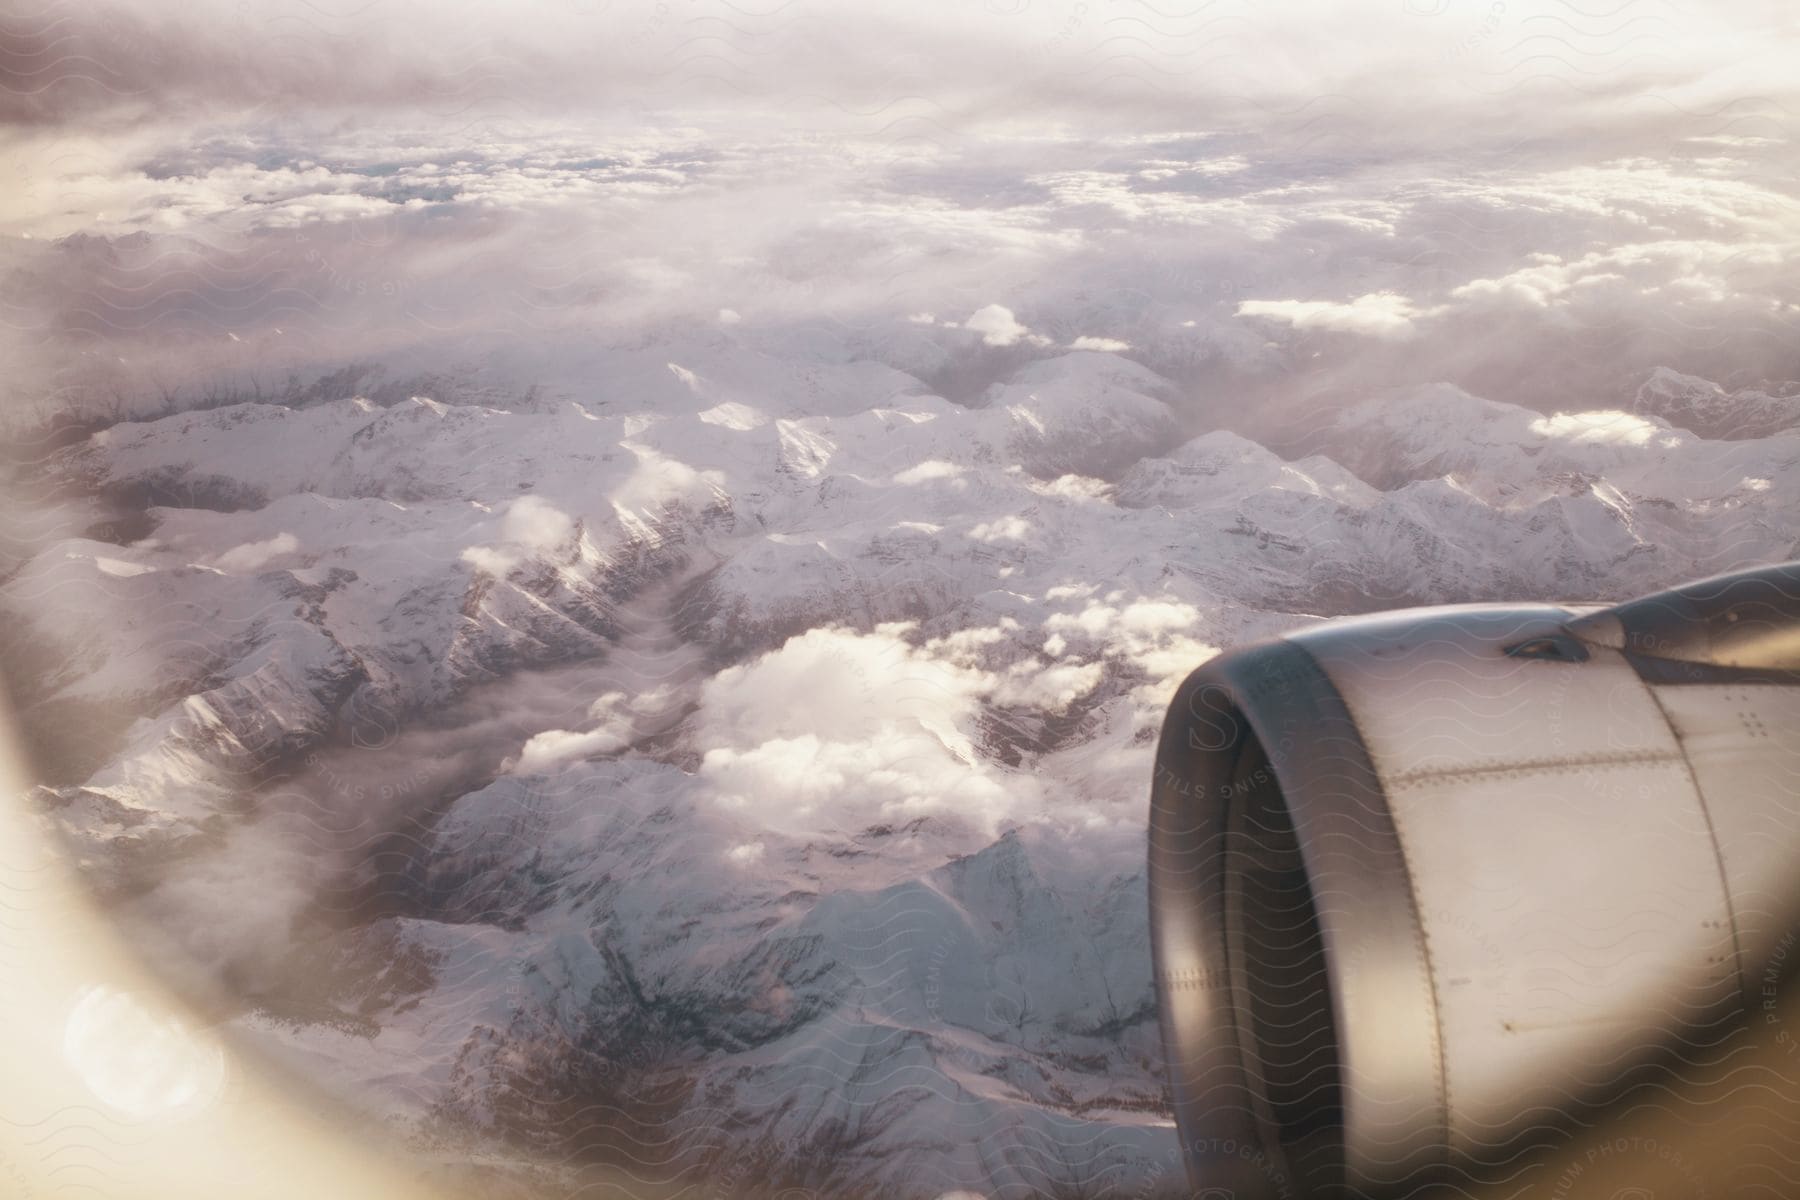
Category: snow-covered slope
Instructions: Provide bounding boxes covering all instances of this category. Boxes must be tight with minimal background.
[7,347,1798,1198]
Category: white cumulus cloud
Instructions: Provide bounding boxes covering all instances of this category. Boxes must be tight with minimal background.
[964,304,1031,347]
[1237,291,1422,339]
[695,625,1033,835]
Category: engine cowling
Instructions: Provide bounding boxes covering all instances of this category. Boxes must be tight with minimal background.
[1148,562,1800,1197]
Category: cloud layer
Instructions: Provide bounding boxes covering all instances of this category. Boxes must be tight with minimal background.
[2,0,1796,447]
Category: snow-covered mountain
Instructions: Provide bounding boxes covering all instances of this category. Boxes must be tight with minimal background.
[6,342,1798,1198]
[1630,366,1800,442]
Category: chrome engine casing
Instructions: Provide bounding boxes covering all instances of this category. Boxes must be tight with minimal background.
[1148,563,1800,1197]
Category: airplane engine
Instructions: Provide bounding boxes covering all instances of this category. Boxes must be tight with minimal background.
[1148,562,1800,1198]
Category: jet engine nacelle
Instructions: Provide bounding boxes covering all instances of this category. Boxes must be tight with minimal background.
[1148,562,1800,1197]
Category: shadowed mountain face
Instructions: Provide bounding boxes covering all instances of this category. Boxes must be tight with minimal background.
[3,2,1799,1195]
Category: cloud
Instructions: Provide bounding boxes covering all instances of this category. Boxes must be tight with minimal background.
[964,304,1032,347]
[461,495,577,576]
[1237,292,1423,340]
[1528,410,1665,447]
[968,515,1030,543]
[212,532,298,573]
[5,0,1796,514]
[894,461,965,485]
[695,625,1034,835]
[699,623,982,748]
[1042,596,1219,707]
[8,0,1790,160]
[509,725,629,773]
[989,659,1103,713]
[689,611,1210,836]
[503,494,576,545]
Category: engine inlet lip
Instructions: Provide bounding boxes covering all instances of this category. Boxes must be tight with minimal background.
[1149,635,1448,1198]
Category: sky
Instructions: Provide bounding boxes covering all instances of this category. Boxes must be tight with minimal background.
[2,0,1798,439]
